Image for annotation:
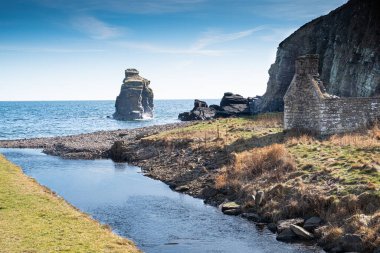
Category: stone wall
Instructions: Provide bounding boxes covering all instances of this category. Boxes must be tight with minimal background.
[284,55,380,135]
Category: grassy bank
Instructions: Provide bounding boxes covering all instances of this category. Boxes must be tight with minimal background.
[0,155,140,253]
[144,113,380,251]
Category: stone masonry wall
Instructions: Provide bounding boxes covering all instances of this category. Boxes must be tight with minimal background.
[284,55,380,135]
[319,97,380,135]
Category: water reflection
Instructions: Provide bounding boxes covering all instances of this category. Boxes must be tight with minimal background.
[1,148,324,253]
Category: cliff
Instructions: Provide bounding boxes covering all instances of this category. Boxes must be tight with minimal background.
[113,69,154,120]
[254,0,380,113]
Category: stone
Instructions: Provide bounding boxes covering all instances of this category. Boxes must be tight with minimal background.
[178,93,251,121]
[223,209,241,215]
[276,228,297,242]
[338,234,364,252]
[255,0,380,113]
[290,224,314,240]
[277,218,304,233]
[178,99,216,121]
[267,223,277,233]
[193,99,208,108]
[113,69,154,120]
[174,185,189,192]
[218,92,250,117]
[303,216,323,231]
[221,202,241,215]
[284,55,380,135]
[241,213,262,222]
[255,190,264,207]
[178,107,216,121]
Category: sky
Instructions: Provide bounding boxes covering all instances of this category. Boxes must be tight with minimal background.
[0,0,347,101]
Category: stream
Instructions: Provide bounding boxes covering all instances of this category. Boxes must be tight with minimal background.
[1,148,323,253]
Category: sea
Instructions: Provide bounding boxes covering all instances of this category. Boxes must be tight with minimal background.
[0,100,219,140]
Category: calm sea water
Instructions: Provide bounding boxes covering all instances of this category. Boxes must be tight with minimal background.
[1,148,323,253]
[0,100,218,140]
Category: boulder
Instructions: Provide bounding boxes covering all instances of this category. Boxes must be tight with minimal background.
[193,99,208,108]
[218,92,250,116]
[241,213,262,222]
[290,224,314,240]
[276,228,297,242]
[178,107,216,121]
[113,69,154,120]
[339,234,364,252]
[303,216,323,231]
[178,93,251,121]
[174,185,189,192]
[277,218,304,233]
[221,202,241,215]
[267,223,277,233]
[178,99,216,121]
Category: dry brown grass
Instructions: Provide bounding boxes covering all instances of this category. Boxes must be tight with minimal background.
[319,226,344,245]
[233,144,295,178]
[216,144,296,200]
[328,124,380,148]
[286,134,316,146]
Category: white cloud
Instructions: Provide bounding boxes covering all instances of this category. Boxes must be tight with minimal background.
[192,26,265,50]
[71,16,123,40]
[117,27,264,56]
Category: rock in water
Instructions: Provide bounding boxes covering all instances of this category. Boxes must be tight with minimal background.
[254,0,380,113]
[178,99,216,121]
[113,69,154,120]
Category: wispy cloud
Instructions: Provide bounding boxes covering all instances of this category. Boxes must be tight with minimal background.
[192,27,264,50]
[34,0,206,14]
[71,16,123,40]
[0,45,104,53]
[117,27,264,56]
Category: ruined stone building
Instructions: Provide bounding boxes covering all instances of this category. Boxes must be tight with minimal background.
[284,55,380,135]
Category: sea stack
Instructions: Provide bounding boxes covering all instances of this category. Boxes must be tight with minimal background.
[113,69,154,120]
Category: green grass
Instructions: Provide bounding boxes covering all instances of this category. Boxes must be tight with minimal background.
[145,114,380,249]
[0,155,140,253]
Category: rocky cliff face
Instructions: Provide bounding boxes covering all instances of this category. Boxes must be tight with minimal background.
[113,69,154,120]
[254,0,380,113]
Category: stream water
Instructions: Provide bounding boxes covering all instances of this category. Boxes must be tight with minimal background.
[1,148,323,253]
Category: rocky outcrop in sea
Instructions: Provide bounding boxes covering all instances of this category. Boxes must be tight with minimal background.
[113,69,154,120]
[178,93,251,121]
[253,0,380,113]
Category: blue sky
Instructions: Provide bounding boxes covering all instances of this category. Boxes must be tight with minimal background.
[0,0,347,100]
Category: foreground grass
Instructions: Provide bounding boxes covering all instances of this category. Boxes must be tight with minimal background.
[146,113,380,250]
[0,155,140,253]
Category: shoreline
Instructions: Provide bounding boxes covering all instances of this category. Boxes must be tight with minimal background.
[1,118,379,253]
[0,122,193,159]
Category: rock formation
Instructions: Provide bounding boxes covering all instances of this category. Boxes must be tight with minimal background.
[113,69,154,120]
[216,92,250,117]
[254,0,380,113]
[178,99,216,121]
[178,93,251,121]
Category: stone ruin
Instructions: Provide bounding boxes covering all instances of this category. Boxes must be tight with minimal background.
[284,54,380,135]
[113,69,154,120]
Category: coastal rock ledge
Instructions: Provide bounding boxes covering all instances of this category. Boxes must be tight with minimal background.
[113,68,154,120]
